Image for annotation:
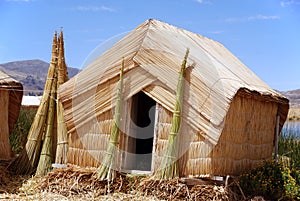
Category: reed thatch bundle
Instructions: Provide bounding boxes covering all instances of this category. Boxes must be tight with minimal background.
[9,32,59,174]
[97,58,125,181]
[9,30,70,175]
[57,30,69,86]
[55,29,69,164]
[155,48,189,179]
[36,65,57,175]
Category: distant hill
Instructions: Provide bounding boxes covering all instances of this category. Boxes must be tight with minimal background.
[0,59,80,95]
[280,89,300,108]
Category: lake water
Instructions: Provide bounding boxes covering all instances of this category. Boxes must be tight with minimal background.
[281,121,300,138]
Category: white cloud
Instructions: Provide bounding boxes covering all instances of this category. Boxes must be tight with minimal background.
[248,15,280,20]
[75,6,116,12]
[195,0,212,4]
[280,0,300,7]
[225,14,280,23]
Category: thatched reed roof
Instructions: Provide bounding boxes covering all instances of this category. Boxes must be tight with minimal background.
[0,71,23,133]
[59,19,289,146]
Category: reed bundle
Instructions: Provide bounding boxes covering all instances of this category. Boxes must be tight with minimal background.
[55,29,69,164]
[9,30,70,175]
[9,32,58,174]
[155,48,189,179]
[97,58,125,181]
[36,65,57,175]
[55,101,68,164]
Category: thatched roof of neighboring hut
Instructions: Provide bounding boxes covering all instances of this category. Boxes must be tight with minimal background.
[59,19,289,146]
[0,71,23,133]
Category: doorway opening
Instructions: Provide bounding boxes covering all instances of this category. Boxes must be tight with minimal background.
[126,91,156,171]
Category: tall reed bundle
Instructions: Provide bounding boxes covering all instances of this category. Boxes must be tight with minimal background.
[97,58,124,181]
[55,29,69,164]
[57,30,69,86]
[36,65,57,175]
[155,48,189,179]
[9,32,58,174]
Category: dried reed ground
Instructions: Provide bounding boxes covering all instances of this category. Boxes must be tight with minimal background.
[0,163,261,200]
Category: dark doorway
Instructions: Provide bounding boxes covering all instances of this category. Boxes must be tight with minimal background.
[129,91,156,171]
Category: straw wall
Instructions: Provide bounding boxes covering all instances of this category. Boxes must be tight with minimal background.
[152,104,172,172]
[0,71,23,160]
[185,89,279,176]
[8,91,23,133]
[152,103,196,177]
[0,90,12,159]
[152,89,280,177]
[66,87,282,177]
[67,109,114,167]
[0,72,23,135]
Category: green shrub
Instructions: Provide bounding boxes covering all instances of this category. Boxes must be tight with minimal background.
[10,107,37,154]
[279,127,300,169]
[240,161,300,200]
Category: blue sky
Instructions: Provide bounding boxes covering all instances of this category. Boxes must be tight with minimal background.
[0,0,299,91]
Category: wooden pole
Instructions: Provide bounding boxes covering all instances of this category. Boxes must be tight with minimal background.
[274,115,280,162]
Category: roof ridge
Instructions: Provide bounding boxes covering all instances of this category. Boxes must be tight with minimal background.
[132,19,153,61]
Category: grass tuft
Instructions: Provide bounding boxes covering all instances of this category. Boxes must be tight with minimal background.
[10,107,37,154]
[279,121,300,169]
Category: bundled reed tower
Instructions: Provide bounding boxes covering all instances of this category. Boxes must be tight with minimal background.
[9,30,69,175]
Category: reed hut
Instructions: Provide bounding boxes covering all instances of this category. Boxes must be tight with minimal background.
[0,71,23,159]
[59,19,289,177]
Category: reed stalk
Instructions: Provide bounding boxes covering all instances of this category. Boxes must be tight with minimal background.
[36,65,57,176]
[8,32,58,174]
[155,48,189,179]
[97,58,125,181]
[55,30,69,164]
